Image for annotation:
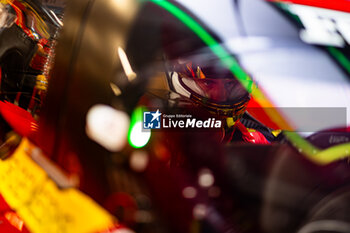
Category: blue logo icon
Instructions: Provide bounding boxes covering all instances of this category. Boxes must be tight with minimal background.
[143,109,161,129]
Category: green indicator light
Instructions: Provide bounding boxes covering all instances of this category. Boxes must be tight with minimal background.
[128,107,151,148]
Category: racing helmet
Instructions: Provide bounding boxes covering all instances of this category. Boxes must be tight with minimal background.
[0,0,61,115]
[0,0,61,156]
[166,50,250,122]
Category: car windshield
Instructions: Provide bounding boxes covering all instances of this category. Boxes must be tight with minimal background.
[0,1,349,233]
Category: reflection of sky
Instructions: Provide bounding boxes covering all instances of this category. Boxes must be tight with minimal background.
[175,0,350,131]
[240,42,350,131]
[239,42,350,131]
[175,0,300,39]
[175,0,240,39]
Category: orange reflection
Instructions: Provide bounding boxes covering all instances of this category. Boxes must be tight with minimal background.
[4,212,24,231]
